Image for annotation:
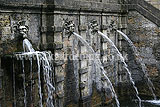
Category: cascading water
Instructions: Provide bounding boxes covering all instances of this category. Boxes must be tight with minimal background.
[73,32,120,107]
[117,30,157,100]
[15,20,55,106]
[22,38,55,107]
[97,31,142,107]
[13,24,54,106]
[22,39,43,107]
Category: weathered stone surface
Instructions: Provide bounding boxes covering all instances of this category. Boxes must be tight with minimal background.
[1,0,160,106]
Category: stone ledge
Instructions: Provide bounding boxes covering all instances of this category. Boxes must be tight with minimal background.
[0,1,123,13]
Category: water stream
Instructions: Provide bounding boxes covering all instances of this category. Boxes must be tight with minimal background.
[30,58,33,105]
[97,31,141,107]
[21,38,55,107]
[73,32,120,107]
[117,30,157,100]
[22,59,27,107]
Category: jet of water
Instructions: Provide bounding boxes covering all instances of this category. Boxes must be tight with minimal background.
[117,30,157,100]
[73,32,120,107]
[97,31,142,107]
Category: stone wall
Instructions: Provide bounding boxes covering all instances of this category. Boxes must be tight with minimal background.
[0,0,125,106]
[125,11,160,97]
[127,11,160,79]
[1,0,160,106]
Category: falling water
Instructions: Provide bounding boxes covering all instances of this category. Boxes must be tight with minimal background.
[22,59,27,107]
[23,39,43,107]
[117,30,157,100]
[97,31,141,107]
[23,38,35,52]
[73,32,120,107]
[22,38,55,107]
[30,58,33,104]
[36,53,43,107]
[40,52,55,107]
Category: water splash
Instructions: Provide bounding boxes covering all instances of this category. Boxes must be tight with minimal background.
[142,100,160,105]
[97,31,141,107]
[117,30,157,100]
[73,32,120,107]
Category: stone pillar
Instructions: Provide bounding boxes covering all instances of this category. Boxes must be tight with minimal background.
[54,13,80,107]
[118,15,128,82]
[79,12,102,106]
[100,14,120,103]
[53,16,65,107]
[0,57,3,107]
[79,13,92,106]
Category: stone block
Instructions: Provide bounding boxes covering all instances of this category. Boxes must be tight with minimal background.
[79,68,88,74]
[101,49,108,56]
[55,43,63,50]
[2,27,11,35]
[80,60,88,68]
[40,43,56,50]
[53,26,63,32]
[80,82,85,90]
[78,25,87,31]
[81,46,87,54]
[54,60,64,66]
[101,25,108,30]
[56,76,65,83]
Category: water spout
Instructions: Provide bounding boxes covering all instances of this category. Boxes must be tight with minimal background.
[14,20,55,107]
[97,31,142,107]
[73,32,120,107]
[89,20,141,106]
[117,30,157,100]
[63,19,119,107]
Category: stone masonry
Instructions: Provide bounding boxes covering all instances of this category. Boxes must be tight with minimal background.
[0,0,160,107]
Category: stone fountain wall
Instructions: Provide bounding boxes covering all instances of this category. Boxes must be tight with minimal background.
[125,11,160,98]
[0,0,160,107]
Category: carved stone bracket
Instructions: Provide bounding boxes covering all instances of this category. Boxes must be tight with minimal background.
[13,20,29,39]
[63,18,75,35]
[88,20,99,35]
